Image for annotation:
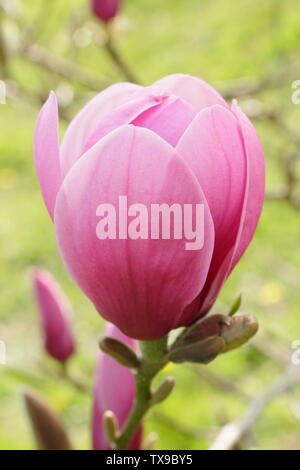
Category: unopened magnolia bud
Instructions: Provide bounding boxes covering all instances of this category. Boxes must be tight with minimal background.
[168,336,225,364]
[33,269,76,363]
[99,336,140,369]
[173,314,229,347]
[168,313,258,364]
[220,314,258,353]
[150,377,176,406]
[91,0,120,23]
[23,389,72,450]
[103,410,120,446]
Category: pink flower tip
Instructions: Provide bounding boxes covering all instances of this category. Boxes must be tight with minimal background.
[33,269,76,363]
[91,0,121,23]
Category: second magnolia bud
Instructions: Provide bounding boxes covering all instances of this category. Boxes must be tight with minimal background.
[99,336,140,369]
[150,377,176,406]
[91,0,121,23]
[168,314,258,364]
[33,269,76,363]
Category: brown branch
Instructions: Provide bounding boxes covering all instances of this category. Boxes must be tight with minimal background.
[193,366,250,402]
[210,364,300,450]
[102,25,140,84]
[252,332,292,369]
[21,43,111,91]
[219,54,300,100]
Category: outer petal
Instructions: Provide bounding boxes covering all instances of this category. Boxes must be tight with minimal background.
[230,100,265,267]
[183,102,265,320]
[54,125,214,340]
[83,92,196,151]
[176,105,247,324]
[60,82,141,176]
[92,324,141,450]
[177,105,246,246]
[34,91,61,220]
[152,74,228,111]
[33,269,76,362]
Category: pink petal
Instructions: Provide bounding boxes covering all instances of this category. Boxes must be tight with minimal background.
[230,100,265,267]
[152,74,228,111]
[83,91,196,151]
[177,105,246,244]
[92,324,141,450]
[183,102,265,320]
[131,95,196,147]
[33,269,76,362]
[55,125,214,340]
[34,91,61,220]
[60,82,141,176]
[176,105,247,324]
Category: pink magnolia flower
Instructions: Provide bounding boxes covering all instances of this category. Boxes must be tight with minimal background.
[34,74,265,340]
[92,323,142,450]
[91,0,120,23]
[33,269,76,362]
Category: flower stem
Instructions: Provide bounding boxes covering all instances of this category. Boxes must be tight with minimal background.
[115,336,169,450]
[104,24,140,84]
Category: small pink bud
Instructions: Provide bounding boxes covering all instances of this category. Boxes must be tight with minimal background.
[91,0,121,23]
[33,269,76,363]
[92,323,142,450]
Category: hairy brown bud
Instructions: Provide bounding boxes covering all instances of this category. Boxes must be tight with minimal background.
[150,377,176,406]
[168,313,258,364]
[99,336,140,369]
[23,388,73,450]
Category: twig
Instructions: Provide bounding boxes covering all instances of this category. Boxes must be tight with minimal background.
[219,76,272,100]
[210,364,300,450]
[59,362,89,393]
[103,25,140,84]
[219,55,300,100]
[264,149,300,212]
[251,332,292,369]
[21,43,111,91]
[193,366,250,401]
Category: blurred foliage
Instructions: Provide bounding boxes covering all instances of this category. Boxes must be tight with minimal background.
[1,0,300,450]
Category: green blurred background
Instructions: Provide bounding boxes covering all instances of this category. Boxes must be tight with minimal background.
[1,0,300,450]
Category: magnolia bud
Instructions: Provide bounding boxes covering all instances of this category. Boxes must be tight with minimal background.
[168,335,225,364]
[103,410,120,446]
[168,314,258,364]
[23,389,72,450]
[99,336,140,369]
[220,314,258,353]
[33,269,76,363]
[91,0,120,23]
[150,377,176,406]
